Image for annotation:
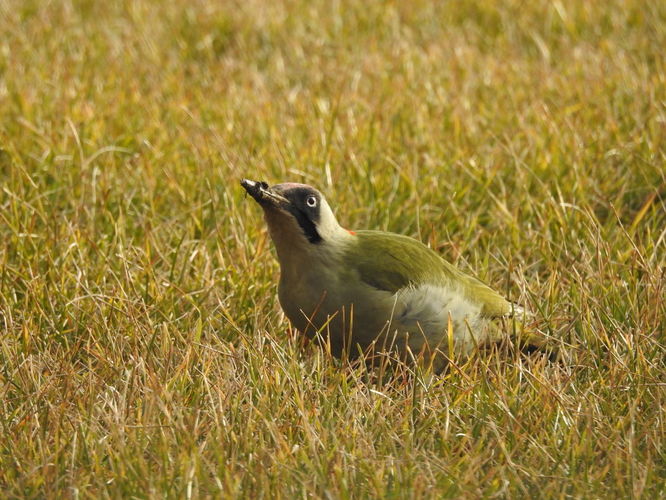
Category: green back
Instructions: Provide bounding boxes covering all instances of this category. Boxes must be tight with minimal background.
[345,230,511,318]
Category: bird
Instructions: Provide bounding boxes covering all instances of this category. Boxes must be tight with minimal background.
[241,179,542,371]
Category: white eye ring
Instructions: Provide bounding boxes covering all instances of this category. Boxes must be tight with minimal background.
[306,196,317,208]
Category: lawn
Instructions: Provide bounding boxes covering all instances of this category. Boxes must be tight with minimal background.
[1,0,665,497]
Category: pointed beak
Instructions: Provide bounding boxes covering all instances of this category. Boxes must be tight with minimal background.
[240,179,290,209]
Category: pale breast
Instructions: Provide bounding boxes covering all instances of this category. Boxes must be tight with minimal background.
[278,269,490,358]
[277,270,396,354]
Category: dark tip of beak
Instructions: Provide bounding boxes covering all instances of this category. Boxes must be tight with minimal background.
[241,179,265,196]
[241,178,258,191]
[241,179,278,206]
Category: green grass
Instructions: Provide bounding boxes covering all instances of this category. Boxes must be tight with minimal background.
[1,0,665,497]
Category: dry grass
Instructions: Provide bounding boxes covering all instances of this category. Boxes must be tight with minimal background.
[1,0,665,497]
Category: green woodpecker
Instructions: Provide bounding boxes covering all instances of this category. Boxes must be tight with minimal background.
[241,179,529,370]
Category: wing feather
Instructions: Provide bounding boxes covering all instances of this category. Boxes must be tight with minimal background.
[346,230,511,318]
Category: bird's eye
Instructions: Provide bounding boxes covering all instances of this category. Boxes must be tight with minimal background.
[306,196,317,208]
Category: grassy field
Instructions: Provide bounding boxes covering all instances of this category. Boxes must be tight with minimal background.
[1,0,665,497]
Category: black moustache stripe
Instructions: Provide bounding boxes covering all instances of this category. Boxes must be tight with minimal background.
[288,207,322,244]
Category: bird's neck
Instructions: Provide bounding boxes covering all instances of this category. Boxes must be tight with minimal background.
[264,211,352,273]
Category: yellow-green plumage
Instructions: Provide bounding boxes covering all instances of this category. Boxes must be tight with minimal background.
[348,230,511,318]
[240,179,547,370]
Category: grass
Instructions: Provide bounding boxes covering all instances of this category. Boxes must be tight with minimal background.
[1,0,665,497]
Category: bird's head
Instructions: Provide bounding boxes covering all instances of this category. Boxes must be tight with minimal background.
[241,179,352,256]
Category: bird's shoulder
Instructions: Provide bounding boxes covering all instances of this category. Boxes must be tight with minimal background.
[343,230,511,317]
